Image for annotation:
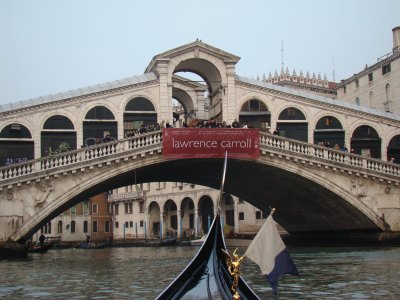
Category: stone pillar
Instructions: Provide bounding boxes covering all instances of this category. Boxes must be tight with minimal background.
[194,208,199,238]
[160,211,164,239]
[156,59,173,124]
[225,62,237,124]
[195,87,206,120]
[177,210,182,239]
[234,198,240,234]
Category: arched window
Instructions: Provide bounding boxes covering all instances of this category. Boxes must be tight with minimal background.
[83,106,117,145]
[239,99,270,129]
[314,116,344,148]
[278,107,306,120]
[0,124,34,166]
[83,221,88,233]
[351,125,381,158]
[71,221,76,233]
[57,221,63,234]
[277,107,308,142]
[41,115,76,157]
[124,97,157,135]
[355,97,360,105]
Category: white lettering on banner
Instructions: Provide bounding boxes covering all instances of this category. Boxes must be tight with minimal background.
[172,138,252,149]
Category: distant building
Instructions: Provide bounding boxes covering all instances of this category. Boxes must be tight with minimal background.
[337,26,400,115]
[35,193,112,245]
[262,69,337,99]
[107,182,267,241]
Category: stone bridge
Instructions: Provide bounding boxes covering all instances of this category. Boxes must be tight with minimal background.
[1,131,400,243]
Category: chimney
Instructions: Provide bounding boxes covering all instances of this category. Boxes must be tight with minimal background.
[393,26,400,55]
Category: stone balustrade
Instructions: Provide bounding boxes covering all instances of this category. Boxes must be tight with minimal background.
[1,130,400,188]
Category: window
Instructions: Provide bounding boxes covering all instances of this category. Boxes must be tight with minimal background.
[129,221,133,228]
[139,201,145,213]
[125,202,133,214]
[107,204,112,215]
[125,222,129,228]
[114,203,119,215]
[83,221,88,233]
[368,72,373,82]
[239,212,244,220]
[140,221,144,227]
[343,86,347,94]
[92,221,98,233]
[105,221,110,233]
[70,206,76,215]
[355,79,359,88]
[256,211,262,219]
[382,63,391,75]
[71,221,76,233]
[83,201,89,215]
[92,203,98,214]
[355,97,360,105]
[57,221,62,233]
[115,221,119,229]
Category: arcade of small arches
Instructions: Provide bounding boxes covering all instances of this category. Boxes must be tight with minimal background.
[2,101,400,166]
[111,191,239,239]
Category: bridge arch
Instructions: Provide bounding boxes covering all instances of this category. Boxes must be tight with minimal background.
[238,97,270,128]
[387,134,400,163]
[170,57,225,96]
[123,96,157,134]
[83,105,118,146]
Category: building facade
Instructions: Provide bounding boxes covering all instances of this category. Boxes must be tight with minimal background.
[35,193,112,245]
[107,182,265,241]
[337,26,400,115]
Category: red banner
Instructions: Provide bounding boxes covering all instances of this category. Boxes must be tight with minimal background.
[162,128,260,159]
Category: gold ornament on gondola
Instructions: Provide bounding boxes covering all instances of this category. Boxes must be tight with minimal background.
[222,247,245,300]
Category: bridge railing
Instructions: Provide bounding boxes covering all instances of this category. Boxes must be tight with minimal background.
[260,133,400,177]
[0,131,163,182]
[1,130,400,184]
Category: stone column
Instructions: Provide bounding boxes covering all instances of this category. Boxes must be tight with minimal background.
[194,208,199,238]
[225,62,237,124]
[234,197,239,234]
[156,59,173,124]
[177,210,182,239]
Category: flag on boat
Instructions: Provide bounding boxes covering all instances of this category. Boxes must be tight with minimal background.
[244,212,299,296]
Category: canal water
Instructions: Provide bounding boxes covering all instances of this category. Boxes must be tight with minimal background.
[0,246,399,299]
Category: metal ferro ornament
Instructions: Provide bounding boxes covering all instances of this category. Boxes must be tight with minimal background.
[222,247,245,300]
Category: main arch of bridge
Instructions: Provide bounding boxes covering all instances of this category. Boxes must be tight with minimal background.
[11,151,385,242]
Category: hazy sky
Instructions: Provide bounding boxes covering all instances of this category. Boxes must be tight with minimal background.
[0,0,399,106]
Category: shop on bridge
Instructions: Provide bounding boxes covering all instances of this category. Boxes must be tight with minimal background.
[83,106,118,147]
[0,123,34,166]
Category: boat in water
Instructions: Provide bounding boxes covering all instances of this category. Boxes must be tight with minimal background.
[156,152,262,299]
[78,242,107,249]
[28,241,54,253]
[156,212,261,300]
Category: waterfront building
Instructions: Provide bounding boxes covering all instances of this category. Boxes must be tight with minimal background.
[34,193,112,245]
[107,182,266,241]
[337,26,400,115]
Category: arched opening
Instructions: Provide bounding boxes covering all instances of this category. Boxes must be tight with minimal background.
[41,115,77,157]
[314,116,345,148]
[71,220,76,233]
[239,99,270,129]
[351,125,381,158]
[173,58,222,121]
[0,123,34,166]
[164,199,177,236]
[83,106,117,146]
[277,107,307,142]
[124,97,157,136]
[57,221,63,234]
[148,201,161,238]
[180,197,195,238]
[387,135,400,163]
[198,195,214,235]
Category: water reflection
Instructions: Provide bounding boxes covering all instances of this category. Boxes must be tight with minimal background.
[0,246,399,299]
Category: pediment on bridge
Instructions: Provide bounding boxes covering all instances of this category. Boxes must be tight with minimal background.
[145,40,241,73]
